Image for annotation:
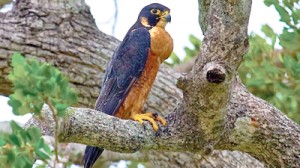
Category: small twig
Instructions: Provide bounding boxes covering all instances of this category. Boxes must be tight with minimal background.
[47,100,59,167]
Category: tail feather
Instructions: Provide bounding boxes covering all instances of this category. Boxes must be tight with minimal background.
[83,146,104,168]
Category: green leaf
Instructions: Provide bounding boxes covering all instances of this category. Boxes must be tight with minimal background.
[261,24,277,47]
[189,34,201,49]
[9,134,21,147]
[11,53,26,67]
[20,156,34,168]
[264,0,278,6]
[35,138,51,154]
[169,53,181,65]
[35,150,50,160]
[9,54,29,83]
[15,156,26,168]
[10,121,23,134]
[283,0,295,11]
[8,96,23,115]
[184,47,196,59]
[55,103,68,117]
[291,9,300,25]
[26,127,42,142]
[0,137,6,146]
[34,138,45,149]
[275,5,291,25]
[5,149,15,163]
[42,142,51,154]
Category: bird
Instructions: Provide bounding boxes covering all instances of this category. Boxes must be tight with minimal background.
[83,3,173,168]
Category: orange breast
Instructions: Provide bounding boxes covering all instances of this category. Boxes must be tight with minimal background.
[149,26,173,62]
[114,26,173,119]
[114,52,160,119]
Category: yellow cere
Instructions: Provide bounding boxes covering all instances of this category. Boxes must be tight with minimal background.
[161,10,169,16]
[156,11,170,28]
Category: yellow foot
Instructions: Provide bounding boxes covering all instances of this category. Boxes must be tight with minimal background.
[131,112,167,132]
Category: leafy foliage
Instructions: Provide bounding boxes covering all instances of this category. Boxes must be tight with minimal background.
[0,121,50,168]
[1,53,78,167]
[8,53,77,117]
[239,0,300,123]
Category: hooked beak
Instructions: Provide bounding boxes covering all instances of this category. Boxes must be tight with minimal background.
[156,12,171,28]
[164,14,171,23]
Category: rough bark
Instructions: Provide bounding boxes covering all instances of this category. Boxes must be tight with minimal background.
[1,121,264,167]
[1,0,300,167]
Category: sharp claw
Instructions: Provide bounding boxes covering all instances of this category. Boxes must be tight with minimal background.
[152,123,159,132]
[156,116,167,126]
[131,112,167,131]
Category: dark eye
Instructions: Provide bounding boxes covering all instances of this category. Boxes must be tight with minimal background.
[150,9,159,14]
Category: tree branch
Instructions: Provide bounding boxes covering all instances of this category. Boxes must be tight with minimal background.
[25,105,203,153]
[25,108,265,168]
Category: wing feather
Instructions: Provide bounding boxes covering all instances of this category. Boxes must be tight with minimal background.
[95,27,151,115]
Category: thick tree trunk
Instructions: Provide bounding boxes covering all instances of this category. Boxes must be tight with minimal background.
[1,0,299,167]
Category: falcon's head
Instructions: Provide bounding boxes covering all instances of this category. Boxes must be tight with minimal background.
[138,3,171,28]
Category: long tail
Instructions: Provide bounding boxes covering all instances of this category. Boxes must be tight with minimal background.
[83,146,104,168]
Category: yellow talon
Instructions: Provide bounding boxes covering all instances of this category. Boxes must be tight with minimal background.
[148,112,168,127]
[156,115,167,126]
[131,112,167,132]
